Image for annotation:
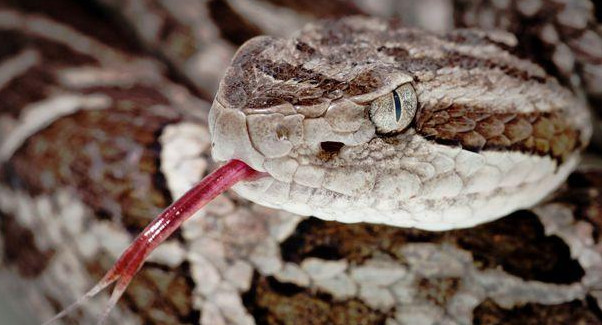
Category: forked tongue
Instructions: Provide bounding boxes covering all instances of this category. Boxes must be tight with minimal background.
[43,159,261,325]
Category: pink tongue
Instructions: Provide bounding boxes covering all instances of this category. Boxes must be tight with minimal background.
[44,159,261,325]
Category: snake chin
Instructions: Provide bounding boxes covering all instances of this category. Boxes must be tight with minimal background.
[227,135,581,231]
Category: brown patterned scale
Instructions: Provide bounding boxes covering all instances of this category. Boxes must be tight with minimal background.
[1,1,602,325]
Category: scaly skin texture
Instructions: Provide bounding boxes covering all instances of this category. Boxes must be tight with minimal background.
[210,17,591,230]
[1,1,602,324]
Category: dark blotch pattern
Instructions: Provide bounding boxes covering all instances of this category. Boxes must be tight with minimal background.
[243,275,390,325]
[456,211,584,284]
[3,0,143,54]
[0,65,56,118]
[0,30,28,61]
[0,30,99,118]
[87,256,197,324]
[454,0,602,115]
[281,212,584,284]
[556,169,602,243]
[0,212,54,278]
[9,86,181,233]
[473,299,601,325]
[208,0,263,46]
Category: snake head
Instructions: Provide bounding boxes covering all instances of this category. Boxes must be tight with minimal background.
[210,18,418,169]
[210,17,590,230]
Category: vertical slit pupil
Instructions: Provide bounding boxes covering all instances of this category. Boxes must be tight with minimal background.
[392,90,402,122]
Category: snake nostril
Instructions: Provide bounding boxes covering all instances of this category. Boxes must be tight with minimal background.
[320,141,345,154]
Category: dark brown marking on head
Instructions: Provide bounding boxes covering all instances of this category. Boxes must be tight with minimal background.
[295,41,317,56]
[1,212,54,278]
[245,59,350,107]
[221,66,251,108]
[442,29,518,55]
[231,37,276,68]
[256,59,328,84]
[246,96,289,109]
[208,0,263,46]
[380,46,547,83]
[345,70,383,96]
[222,37,284,108]
[376,45,408,58]
[416,104,580,162]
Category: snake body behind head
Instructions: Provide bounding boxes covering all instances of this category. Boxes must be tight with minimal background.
[210,17,591,231]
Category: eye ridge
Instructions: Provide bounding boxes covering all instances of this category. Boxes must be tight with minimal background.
[392,89,403,122]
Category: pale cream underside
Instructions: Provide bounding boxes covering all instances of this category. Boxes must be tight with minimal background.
[232,139,577,231]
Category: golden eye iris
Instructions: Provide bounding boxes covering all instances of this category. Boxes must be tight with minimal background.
[369,83,417,134]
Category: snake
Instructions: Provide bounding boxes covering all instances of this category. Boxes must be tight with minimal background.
[1,0,602,324]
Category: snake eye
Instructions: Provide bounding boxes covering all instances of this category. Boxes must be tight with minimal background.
[369,83,417,134]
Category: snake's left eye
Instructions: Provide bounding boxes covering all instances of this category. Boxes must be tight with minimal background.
[369,83,417,134]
